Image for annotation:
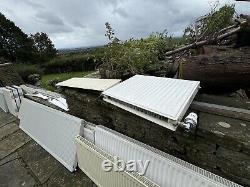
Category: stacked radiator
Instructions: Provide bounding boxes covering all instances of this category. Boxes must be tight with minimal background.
[75,126,242,187]
[0,85,23,116]
[0,79,243,187]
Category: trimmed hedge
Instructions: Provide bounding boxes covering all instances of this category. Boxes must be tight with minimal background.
[42,54,99,74]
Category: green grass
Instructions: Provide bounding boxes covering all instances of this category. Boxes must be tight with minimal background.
[41,71,93,91]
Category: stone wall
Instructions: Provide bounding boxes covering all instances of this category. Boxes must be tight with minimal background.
[62,88,250,187]
[0,63,24,86]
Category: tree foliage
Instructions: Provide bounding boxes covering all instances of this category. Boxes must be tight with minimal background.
[0,12,57,64]
[101,22,183,77]
[0,12,35,63]
[184,4,235,42]
[30,32,57,63]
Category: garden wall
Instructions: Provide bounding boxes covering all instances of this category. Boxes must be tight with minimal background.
[62,88,250,187]
[0,63,24,86]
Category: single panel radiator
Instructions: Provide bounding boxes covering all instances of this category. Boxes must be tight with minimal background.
[19,98,83,172]
[75,136,159,187]
[95,126,242,187]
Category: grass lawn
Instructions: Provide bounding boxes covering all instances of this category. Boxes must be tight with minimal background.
[41,71,94,91]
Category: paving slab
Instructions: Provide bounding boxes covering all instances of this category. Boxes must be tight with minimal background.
[0,130,30,160]
[0,111,16,128]
[0,122,19,140]
[46,164,94,187]
[0,152,19,166]
[0,157,37,187]
[17,140,62,184]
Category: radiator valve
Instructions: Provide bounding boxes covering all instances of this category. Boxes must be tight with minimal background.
[182,112,198,131]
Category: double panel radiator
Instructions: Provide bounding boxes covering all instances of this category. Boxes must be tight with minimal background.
[103,75,200,131]
[94,126,242,187]
[19,98,83,172]
[75,136,159,187]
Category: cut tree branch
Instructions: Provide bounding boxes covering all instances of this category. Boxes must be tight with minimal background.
[165,20,247,56]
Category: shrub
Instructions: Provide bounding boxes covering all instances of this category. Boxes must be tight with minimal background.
[100,23,183,78]
[42,53,97,74]
[27,74,41,85]
[14,64,43,82]
[48,77,60,87]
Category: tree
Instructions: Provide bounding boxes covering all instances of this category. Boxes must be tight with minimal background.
[0,12,35,63]
[30,32,57,62]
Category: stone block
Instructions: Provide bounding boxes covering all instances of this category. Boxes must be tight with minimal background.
[17,141,62,184]
[0,122,19,140]
[0,130,30,160]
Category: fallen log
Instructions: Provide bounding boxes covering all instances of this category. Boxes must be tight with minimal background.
[179,47,250,89]
[191,101,250,122]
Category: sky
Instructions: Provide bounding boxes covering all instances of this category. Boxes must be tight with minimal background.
[0,0,249,49]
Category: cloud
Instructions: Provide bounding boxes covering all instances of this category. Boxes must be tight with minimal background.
[36,11,65,26]
[23,0,44,9]
[0,0,249,49]
[113,7,128,18]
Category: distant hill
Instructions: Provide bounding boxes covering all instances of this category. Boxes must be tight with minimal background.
[58,45,105,54]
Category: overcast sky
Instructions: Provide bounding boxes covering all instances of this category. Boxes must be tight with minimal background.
[0,0,249,49]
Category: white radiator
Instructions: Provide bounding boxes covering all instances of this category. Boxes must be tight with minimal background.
[75,136,159,187]
[0,88,8,112]
[12,85,24,102]
[19,98,83,172]
[1,87,19,116]
[95,126,242,187]
[103,75,200,131]
[6,86,21,109]
[81,122,95,143]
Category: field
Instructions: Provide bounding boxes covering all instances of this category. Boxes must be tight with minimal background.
[41,71,93,91]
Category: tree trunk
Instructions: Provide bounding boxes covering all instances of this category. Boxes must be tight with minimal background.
[180,47,250,90]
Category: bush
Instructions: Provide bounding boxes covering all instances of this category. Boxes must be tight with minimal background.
[14,64,43,82]
[27,74,41,85]
[48,77,60,87]
[101,23,184,78]
[42,53,98,74]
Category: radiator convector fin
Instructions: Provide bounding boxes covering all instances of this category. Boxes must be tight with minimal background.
[75,136,159,187]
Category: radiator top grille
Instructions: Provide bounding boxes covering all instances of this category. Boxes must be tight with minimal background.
[103,75,200,121]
